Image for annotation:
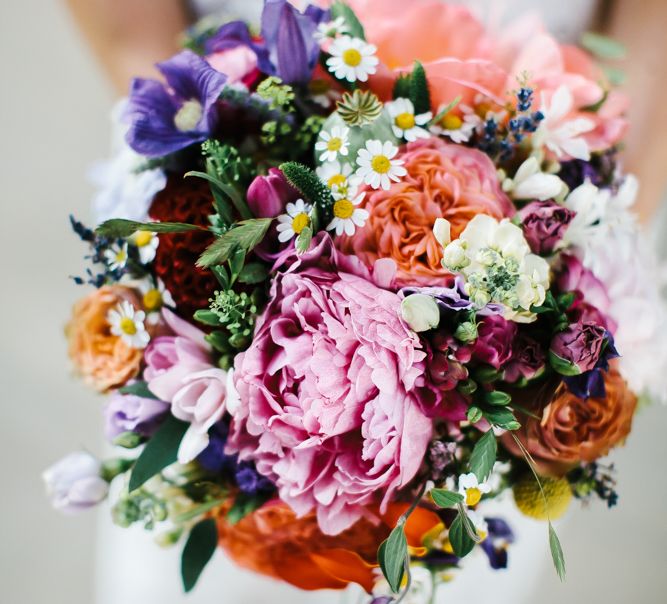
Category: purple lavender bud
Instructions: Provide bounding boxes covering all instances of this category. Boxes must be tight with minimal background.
[518,200,574,255]
[549,322,607,375]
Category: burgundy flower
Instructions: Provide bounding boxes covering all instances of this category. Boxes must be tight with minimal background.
[471,315,517,369]
[503,333,546,383]
[518,200,574,255]
[247,168,298,218]
[549,321,607,375]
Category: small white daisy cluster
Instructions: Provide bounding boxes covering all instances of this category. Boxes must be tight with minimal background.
[107,300,150,349]
[103,229,160,273]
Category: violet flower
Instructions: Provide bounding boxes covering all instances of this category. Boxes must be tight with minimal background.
[125,50,227,157]
[103,391,169,443]
[204,21,273,75]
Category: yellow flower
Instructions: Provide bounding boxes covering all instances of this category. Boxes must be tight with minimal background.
[513,474,572,520]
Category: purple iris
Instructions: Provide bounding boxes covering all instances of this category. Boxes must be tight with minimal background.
[125,50,227,157]
[204,21,273,75]
[565,333,620,399]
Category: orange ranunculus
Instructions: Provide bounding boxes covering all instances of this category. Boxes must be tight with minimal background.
[502,369,637,476]
[66,285,145,392]
[216,500,440,593]
[337,137,513,287]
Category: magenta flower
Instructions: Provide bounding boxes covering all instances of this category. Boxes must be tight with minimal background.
[227,237,432,535]
[518,200,574,255]
[247,168,299,218]
[471,315,517,369]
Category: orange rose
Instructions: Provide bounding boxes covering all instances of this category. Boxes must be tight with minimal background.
[502,369,637,476]
[216,500,440,592]
[338,138,513,286]
[67,286,145,392]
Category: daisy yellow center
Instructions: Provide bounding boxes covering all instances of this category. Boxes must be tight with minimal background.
[371,154,391,174]
[465,487,482,507]
[119,317,137,336]
[134,231,153,247]
[442,114,463,130]
[291,213,310,234]
[115,249,127,263]
[327,137,343,152]
[327,173,347,188]
[333,198,354,219]
[395,112,416,130]
[143,289,163,312]
[174,99,203,132]
[342,48,362,67]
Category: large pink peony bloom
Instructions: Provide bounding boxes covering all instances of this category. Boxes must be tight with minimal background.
[227,236,434,535]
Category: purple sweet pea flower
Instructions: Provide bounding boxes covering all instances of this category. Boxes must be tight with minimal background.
[564,332,620,399]
[471,315,517,369]
[401,277,475,314]
[518,200,574,255]
[261,0,327,84]
[125,50,227,157]
[103,391,169,442]
[503,333,546,383]
[550,321,608,375]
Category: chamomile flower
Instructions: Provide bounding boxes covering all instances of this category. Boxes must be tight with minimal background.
[276,199,313,242]
[316,160,359,196]
[458,472,491,507]
[326,36,378,83]
[430,103,481,143]
[356,139,406,190]
[308,78,341,108]
[129,230,159,264]
[386,98,432,141]
[315,126,350,162]
[107,300,150,349]
[138,277,174,322]
[327,191,368,236]
[314,16,348,42]
[104,242,129,271]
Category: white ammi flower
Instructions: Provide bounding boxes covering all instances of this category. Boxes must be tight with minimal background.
[129,230,159,264]
[276,199,313,242]
[326,36,378,82]
[315,125,350,162]
[326,191,368,236]
[356,139,406,190]
[502,156,566,201]
[386,97,432,141]
[107,300,150,349]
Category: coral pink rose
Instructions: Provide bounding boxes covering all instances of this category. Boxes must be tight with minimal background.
[338,138,513,287]
[227,236,435,535]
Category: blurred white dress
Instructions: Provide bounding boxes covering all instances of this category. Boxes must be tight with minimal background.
[95,1,600,603]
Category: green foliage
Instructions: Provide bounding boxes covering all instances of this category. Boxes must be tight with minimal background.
[226,492,271,525]
[378,525,407,593]
[469,430,497,483]
[548,351,581,376]
[482,406,520,431]
[296,115,327,151]
[549,522,566,581]
[256,76,296,112]
[581,32,626,60]
[330,1,366,40]
[119,381,159,399]
[238,263,269,285]
[431,95,462,125]
[181,518,218,593]
[467,406,483,424]
[197,218,274,268]
[392,74,411,100]
[112,487,168,529]
[485,390,512,406]
[280,162,334,224]
[448,511,476,558]
[430,489,464,508]
[208,289,259,349]
[128,416,189,492]
[409,61,431,115]
[96,220,204,239]
[295,226,313,255]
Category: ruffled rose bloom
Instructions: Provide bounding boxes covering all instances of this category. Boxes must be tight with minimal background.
[144,309,230,464]
[67,286,146,391]
[503,333,546,383]
[338,138,513,287]
[471,315,517,370]
[227,236,435,535]
[550,321,607,374]
[216,500,440,593]
[502,369,637,475]
[518,200,574,255]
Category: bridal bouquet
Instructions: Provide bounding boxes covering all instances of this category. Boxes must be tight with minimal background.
[44,0,666,600]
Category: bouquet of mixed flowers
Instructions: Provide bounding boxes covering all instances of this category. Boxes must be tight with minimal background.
[44,0,667,600]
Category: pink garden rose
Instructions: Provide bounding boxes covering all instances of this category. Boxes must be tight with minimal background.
[227,236,434,535]
[144,309,230,464]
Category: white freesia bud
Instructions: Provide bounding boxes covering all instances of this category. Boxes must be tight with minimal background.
[401,294,441,332]
[442,240,468,269]
[43,451,109,515]
[433,218,451,247]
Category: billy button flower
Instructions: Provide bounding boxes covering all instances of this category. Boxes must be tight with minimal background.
[276,199,313,242]
[356,140,407,190]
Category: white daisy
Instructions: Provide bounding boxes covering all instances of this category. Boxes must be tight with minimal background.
[356,139,406,190]
[327,191,368,236]
[137,277,174,322]
[314,17,348,42]
[326,36,378,83]
[316,160,359,196]
[107,300,150,349]
[315,125,350,162]
[276,199,313,242]
[129,230,159,264]
[430,103,481,143]
[104,242,129,271]
[458,472,492,507]
[308,78,341,108]
[386,98,432,141]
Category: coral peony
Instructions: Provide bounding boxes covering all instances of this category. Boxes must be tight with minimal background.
[228,236,436,534]
[67,286,146,391]
[216,499,440,592]
[503,369,637,475]
[338,138,513,287]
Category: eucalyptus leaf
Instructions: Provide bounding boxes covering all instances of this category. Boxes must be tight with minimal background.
[118,381,158,400]
[197,218,273,268]
[378,525,407,593]
[181,518,218,592]
[430,489,464,508]
[469,430,497,483]
[549,522,566,581]
[96,219,204,239]
[449,512,476,558]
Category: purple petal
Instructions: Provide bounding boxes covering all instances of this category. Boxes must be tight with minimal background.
[205,21,274,75]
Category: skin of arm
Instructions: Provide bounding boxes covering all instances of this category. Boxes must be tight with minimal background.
[64,0,192,95]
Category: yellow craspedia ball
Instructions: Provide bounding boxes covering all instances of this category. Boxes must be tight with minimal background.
[513,475,572,520]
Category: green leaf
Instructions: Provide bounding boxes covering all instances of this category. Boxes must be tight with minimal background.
[210,265,230,289]
[228,248,246,282]
[197,218,273,268]
[430,489,464,508]
[330,1,366,40]
[548,351,582,377]
[96,219,204,239]
[602,65,626,86]
[449,512,476,558]
[581,32,626,60]
[467,406,483,424]
[393,74,411,100]
[280,162,334,224]
[485,390,512,406]
[226,492,269,525]
[409,61,431,115]
[193,309,222,327]
[118,381,158,399]
[483,407,520,431]
[295,226,313,255]
[128,415,188,492]
[549,522,566,581]
[238,262,269,284]
[205,330,232,354]
[469,430,497,483]
[181,518,218,593]
[378,525,407,593]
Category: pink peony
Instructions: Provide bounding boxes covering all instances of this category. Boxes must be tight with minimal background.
[144,309,230,463]
[227,236,434,535]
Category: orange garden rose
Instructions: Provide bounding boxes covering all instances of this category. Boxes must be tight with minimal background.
[67,286,146,392]
[216,500,440,593]
[338,138,513,286]
[503,369,637,476]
